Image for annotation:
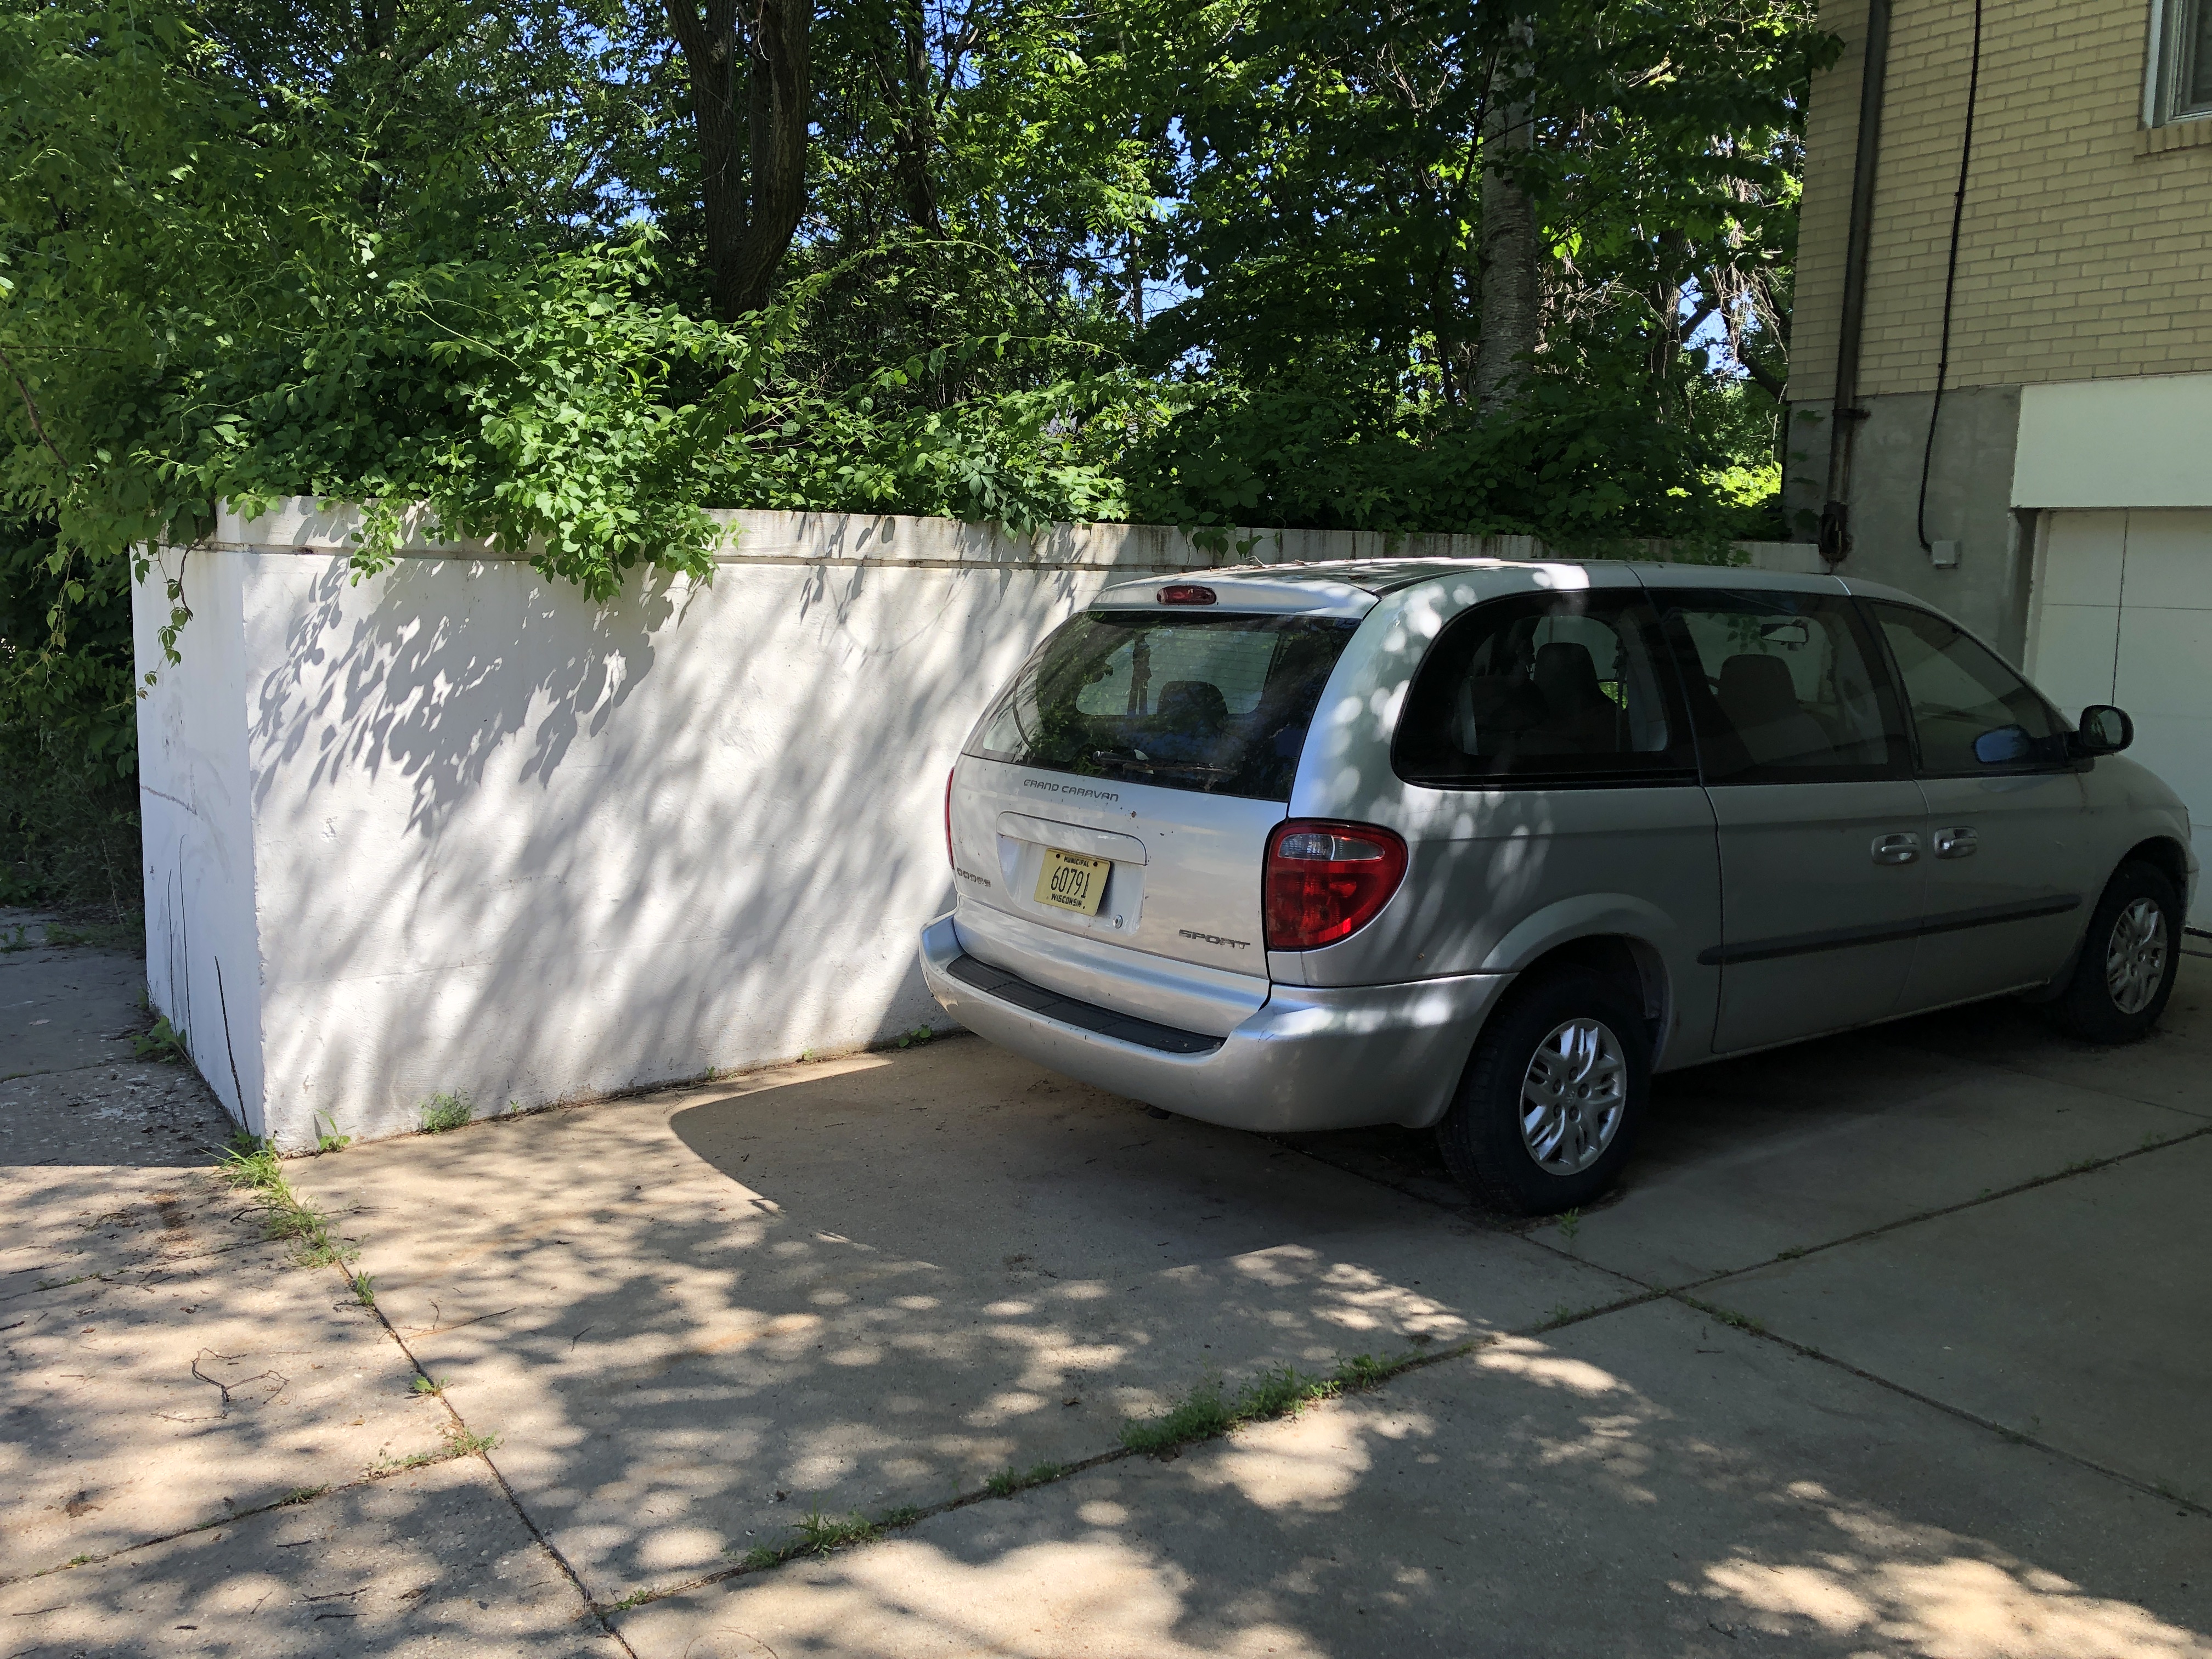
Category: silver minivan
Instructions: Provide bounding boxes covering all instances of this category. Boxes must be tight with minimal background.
[919,560,2196,1214]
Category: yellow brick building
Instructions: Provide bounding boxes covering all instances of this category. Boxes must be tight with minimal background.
[1784,0,2212,904]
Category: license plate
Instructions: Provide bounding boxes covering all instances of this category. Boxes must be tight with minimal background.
[1035,847,1111,916]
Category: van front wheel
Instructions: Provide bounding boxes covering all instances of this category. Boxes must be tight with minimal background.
[1436,968,1650,1216]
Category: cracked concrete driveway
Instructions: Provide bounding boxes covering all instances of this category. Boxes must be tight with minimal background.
[3,910,2209,1657]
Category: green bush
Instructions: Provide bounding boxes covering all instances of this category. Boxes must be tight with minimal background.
[0,516,140,917]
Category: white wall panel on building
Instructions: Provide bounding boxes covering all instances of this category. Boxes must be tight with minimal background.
[2013,374,2212,510]
[2030,510,2211,926]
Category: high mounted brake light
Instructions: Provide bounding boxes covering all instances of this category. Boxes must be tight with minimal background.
[1158,584,1217,606]
[1263,821,1409,951]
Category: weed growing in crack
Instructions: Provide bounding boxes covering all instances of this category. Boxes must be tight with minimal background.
[1683,1296,1765,1334]
[419,1092,475,1134]
[216,1132,356,1268]
[411,1375,449,1397]
[314,1113,352,1153]
[793,1505,880,1555]
[1556,1207,1582,1243]
[606,1589,656,1611]
[895,1026,935,1049]
[369,1422,499,1477]
[276,1485,329,1506]
[1119,1353,1408,1456]
[732,1499,926,1571]
[985,1462,1069,1498]
[132,1015,188,1063]
[351,1274,376,1308]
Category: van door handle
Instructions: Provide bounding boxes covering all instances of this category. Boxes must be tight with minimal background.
[1934,826,1978,859]
[1871,832,1921,865]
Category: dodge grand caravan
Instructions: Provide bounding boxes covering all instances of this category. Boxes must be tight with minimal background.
[919,560,2196,1215]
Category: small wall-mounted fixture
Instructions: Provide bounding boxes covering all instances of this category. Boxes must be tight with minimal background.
[1929,539,1960,569]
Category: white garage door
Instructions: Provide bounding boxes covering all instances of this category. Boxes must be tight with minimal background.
[2028,510,2211,925]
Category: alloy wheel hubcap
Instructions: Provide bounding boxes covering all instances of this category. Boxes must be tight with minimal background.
[1520,1018,1627,1175]
[2105,896,2169,1016]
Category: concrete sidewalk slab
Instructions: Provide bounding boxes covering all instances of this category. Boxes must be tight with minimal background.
[0,947,148,1081]
[287,1040,1627,1606]
[0,1453,600,1657]
[1714,1133,2212,1508]
[1876,954,2212,1119]
[1522,1020,2204,1289]
[1,1066,242,1299]
[0,1197,454,1576]
[614,1299,2212,1659]
[0,1059,234,1175]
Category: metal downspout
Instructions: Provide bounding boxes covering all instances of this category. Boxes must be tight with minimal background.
[1818,0,1894,566]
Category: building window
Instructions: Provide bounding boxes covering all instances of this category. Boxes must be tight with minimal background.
[2151,0,2212,124]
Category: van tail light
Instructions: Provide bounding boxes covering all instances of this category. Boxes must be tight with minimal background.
[945,768,957,868]
[1263,820,1409,950]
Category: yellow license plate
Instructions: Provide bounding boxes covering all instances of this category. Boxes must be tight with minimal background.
[1035,847,1111,916]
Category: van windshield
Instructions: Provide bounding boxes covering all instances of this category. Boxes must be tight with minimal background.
[969,611,1359,801]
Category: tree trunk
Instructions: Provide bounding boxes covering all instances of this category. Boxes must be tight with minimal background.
[871,0,940,231]
[665,0,813,322]
[734,0,812,314]
[1475,17,1538,417]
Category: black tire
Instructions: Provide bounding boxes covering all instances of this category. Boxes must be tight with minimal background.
[2044,861,2183,1043]
[1435,967,1651,1216]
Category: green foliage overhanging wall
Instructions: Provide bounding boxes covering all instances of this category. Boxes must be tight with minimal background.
[0,0,1835,900]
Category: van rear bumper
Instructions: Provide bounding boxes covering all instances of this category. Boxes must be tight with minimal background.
[919,912,1512,1133]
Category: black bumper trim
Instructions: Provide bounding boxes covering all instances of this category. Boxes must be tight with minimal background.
[944,953,1226,1056]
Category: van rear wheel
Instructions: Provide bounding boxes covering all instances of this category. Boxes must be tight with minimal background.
[1436,967,1650,1217]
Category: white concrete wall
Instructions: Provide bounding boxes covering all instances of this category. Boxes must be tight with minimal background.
[136,548,268,1132]
[136,503,1816,1147]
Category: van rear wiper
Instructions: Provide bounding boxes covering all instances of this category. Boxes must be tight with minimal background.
[1090,748,1231,780]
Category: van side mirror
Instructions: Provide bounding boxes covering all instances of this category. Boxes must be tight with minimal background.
[2070,704,2134,757]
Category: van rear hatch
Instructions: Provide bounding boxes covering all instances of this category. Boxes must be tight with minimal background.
[951,592,1366,1028]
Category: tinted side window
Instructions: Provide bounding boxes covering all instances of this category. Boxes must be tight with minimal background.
[1393,591,1694,787]
[1867,601,2066,775]
[1658,589,1909,783]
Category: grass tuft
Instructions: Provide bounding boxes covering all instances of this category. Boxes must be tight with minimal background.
[276,1485,329,1506]
[1119,1353,1408,1456]
[1681,1295,1765,1334]
[369,1421,499,1477]
[733,1498,924,1571]
[793,1504,880,1554]
[984,1462,1069,1498]
[216,1131,357,1268]
[419,1091,475,1134]
[351,1273,376,1307]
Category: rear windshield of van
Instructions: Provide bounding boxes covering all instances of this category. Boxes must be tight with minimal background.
[968,611,1359,800]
